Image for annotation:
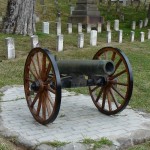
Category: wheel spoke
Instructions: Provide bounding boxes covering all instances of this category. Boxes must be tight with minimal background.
[31,92,40,108]
[46,62,52,78]
[96,87,104,102]
[115,82,128,86]
[102,88,106,110]
[48,76,55,83]
[47,92,54,107]
[112,69,126,79]
[111,52,116,61]
[36,94,42,116]
[37,53,42,77]
[44,91,51,117]
[31,59,40,78]
[47,86,56,94]
[42,54,46,80]
[104,51,108,59]
[109,80,128,86]
[112,85,126,100]
[29,66,38,80]
[109,88,119,108]
[42,93,46,120]
[115,58,122,72]
[107,90,112,111]
[91,85,100,92]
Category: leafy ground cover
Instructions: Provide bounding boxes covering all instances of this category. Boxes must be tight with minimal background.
[81,137,113,150]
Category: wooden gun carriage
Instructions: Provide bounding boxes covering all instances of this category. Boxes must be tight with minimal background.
[24,47,133,125]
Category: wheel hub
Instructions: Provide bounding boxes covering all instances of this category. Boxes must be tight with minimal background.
[109,77,117,85]
[31,80,44,92]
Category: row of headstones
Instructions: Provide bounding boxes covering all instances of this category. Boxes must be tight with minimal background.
[42,18,149,35]
[5,29,150,59]
[131,18,149,30]
[42,21,102,35]
[107,18,149,31]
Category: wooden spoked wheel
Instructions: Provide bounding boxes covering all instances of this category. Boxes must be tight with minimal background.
[89,47,133,115]
[24,48,61,125]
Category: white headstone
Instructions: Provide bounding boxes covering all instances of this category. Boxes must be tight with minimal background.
[42,22,49,34]
[78,33,84,48]
[131,21,136,30]
[130,31,135,42]
[107,31,111,43]
[57,34,63,52]
[56,22,61,35]
[144,18,148,27]
[56,17,61,23]
[5,37,15,59]
[30,35,39,48]
[87,24,91,33]
[114,19,119,31]
[106,21,111,31]
[148,29,150,39]
[90,30,97,46]
[139,20,143,29]
[78,23,82,33]
[140,32,145,42]
[67,23,72,34]
[118,30,123,43]
[97,23,102,33]
[70,6,75,15]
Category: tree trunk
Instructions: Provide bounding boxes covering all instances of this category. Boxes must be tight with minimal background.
[2,0,36,35]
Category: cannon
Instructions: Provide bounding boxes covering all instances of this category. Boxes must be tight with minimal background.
[24,47,133,125]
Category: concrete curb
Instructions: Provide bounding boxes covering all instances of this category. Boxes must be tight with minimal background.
[0,121,35,149]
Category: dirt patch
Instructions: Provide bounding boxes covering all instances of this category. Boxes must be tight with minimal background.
[0,136,27,150]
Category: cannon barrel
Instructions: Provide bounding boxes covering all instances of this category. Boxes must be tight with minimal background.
[57,60,115,76]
